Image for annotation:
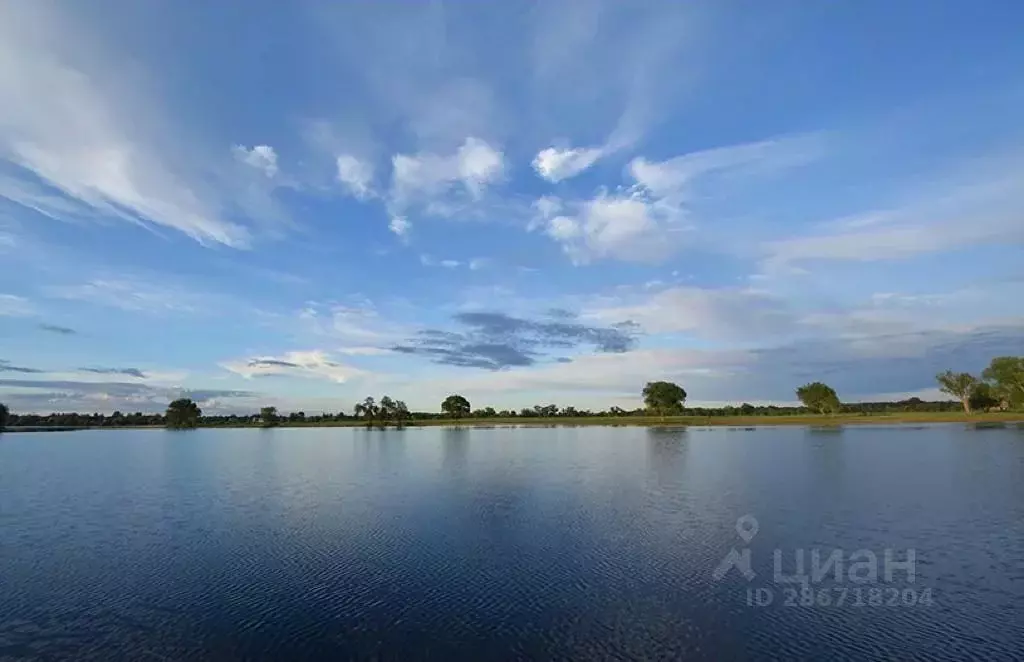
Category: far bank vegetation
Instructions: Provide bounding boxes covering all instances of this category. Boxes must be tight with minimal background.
[1,356,1020,431]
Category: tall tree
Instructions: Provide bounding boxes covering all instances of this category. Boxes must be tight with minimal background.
[379,396,396,425]
[642,381,687,420]
[354,397,378,428]
[982,356,1024,410]
[441,394,471,419]
[0,402,8,431]
[795,382,841,414]
[936,371,978,414]
[260,406,278,427]
[393,400,410,428]
[166,398,202,429]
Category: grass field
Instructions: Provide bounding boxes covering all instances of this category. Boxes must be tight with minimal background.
[233,411,1024,429]
[6,411,1023,433]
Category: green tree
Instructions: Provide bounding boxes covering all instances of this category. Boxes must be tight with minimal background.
[260,406,278,427]
[380,396,396,419]
[795,382,841,415]
[441,394,471,419]
[354,396,378,428]
[969,382,1001,412]
[393,400,410,428]
[642,381,687,420]
[0,402,8,431]
[982,356,1024,410]
[166,398,202,429]
[936,370,978,414]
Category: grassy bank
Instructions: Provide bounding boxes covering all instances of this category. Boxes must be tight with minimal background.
[5,411,1022,433]
[286,411,1023,428]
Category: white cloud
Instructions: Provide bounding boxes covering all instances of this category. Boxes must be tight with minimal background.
[540,135,820,263]
[583,285,795,340]
[0,3,251,247]
[419,254,461,268]
[533,195,562,219]
[390,137,504,212]
[533,145,604,182]
[456,137,504,198]
[468,257,491,271]
[549,190,683,264]
[546,215,581,241]
[300,302,404,345]
[336,154,374,198]
[336,346,392,356]
[221,350,365,383]
[528,195,563,231]
[389,216,411,240]
[232,144,278,178]
[0,294,34,317]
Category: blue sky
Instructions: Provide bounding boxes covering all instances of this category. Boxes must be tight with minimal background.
[2,0,1023,414]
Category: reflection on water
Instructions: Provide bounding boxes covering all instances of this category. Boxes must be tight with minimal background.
[1,425,1023,660]
[645,426,688,489]
[442,426,469,471]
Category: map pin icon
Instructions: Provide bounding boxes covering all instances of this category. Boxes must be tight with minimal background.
[736,515,759,543]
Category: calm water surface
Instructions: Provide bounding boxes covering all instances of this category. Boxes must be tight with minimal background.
[2,425,1023,660]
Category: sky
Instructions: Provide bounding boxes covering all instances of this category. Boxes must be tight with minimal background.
[2,0,1023,415]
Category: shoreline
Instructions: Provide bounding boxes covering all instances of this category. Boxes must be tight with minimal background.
[4,412,1022,433]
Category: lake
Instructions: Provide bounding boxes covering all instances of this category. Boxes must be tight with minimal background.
[2,424,1023,660]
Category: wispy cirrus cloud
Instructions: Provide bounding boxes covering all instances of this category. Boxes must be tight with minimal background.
[0,294,34,317]
[298,301,408,347]
[529,1,699,171]
[232,145,279,178]
[762,153,1024,271]
[583,285,797,341]
[0,2,289,248]
[43,279,201,315]
[220,350,365,383]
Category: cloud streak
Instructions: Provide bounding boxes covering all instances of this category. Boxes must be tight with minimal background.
[0,294,34,317]
[0,3,274,247]
[39,323,76,335]
[394,311,639,370]
[221,350,366,383]
[762,155,1024,270]
[0,360,43,374]
[79,367,148,379]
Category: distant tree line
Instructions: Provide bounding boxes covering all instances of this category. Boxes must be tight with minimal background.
[1,355,1019,431]
[0,395,984,430]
